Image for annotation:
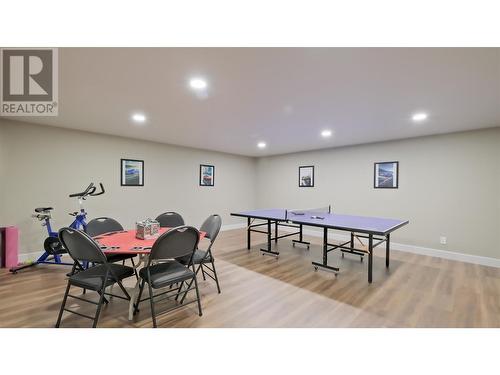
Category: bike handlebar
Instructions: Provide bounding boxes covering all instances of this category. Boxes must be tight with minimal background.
[90,183,105,196]
[69,183,93,198]
[68,182,105,198]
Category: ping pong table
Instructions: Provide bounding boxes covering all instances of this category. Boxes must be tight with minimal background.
[231,207,409,283]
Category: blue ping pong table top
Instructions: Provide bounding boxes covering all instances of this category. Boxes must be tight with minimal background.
[231,208,409,235]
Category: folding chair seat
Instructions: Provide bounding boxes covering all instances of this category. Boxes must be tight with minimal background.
[70,263,134,290]
[138,261,194,288]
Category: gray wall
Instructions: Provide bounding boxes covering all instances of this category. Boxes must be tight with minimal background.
[256,128,500,259]
[0,119,257,255]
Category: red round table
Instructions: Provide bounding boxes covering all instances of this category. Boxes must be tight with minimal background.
[93,228,206,320]
[94,227,206,254]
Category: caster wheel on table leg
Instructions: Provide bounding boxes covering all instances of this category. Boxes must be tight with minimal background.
[292,243,295,247]
[314,267,318,272]
[360,257,364,262]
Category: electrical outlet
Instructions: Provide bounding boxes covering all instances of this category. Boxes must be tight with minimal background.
[440,236,447,245]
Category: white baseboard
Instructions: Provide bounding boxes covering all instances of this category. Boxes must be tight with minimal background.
[18,251,45,263]
[246,225,500,269]
[15,251,73,265]
[389,241,500,268]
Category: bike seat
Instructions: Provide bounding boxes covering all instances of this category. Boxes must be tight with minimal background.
[35,207,53,213]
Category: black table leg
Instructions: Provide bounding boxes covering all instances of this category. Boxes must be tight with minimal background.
[322,227,327,264]
[312,227,339,274]
[368,234,373,283]
[292,224,311,248]
[267,220,271,248]
[340,232,365,261]
[274,221,278,243]
[260,219,279,256]
[386,233,390,268]
[247,217,251,250]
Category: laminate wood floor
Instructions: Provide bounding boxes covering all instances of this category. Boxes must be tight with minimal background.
[1,228,499,328]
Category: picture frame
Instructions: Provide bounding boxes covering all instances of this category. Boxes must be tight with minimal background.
[298,165,314,187]
[120,159,144,186]
[200,164,215,186]
[374,161,399,189]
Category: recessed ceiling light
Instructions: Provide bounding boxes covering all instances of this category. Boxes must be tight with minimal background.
[412,112,428,122]
[257,142,267,149]
[189,78,208,90]
[132,113,146,123]
[321,129,332,138]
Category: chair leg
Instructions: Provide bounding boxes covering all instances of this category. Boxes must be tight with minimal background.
[134,279,145,316]
[193,275,203,317]
[68,262,77,276]
[115,280,131,300]
[130,257,139,280]
[180,277,195,304]
[148,282,157,328]
[201,267,207,281]
[175,281,185,301]
[55,281,71,328]
[107,284,114,299]
[97,290,110,304]
[93,289,106,328]
[210,260,221,294]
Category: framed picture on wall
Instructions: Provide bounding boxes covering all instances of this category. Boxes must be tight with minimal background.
[374,161,399,189]
[200,164,215,186]
[121,159,144,186]
[299,165,314,187]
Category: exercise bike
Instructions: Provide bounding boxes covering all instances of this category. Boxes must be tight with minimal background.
[10,182,105,274]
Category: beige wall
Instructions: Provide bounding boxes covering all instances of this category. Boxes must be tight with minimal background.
[1,119,499,260]
[0,119,257,255]
[256,128,500,259]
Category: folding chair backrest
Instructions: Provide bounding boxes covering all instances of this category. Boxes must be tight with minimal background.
[200,214,222,243]
[86,217,124,237]
[58,227,108,264]
[150,226,199,261]
[155,212,185,228]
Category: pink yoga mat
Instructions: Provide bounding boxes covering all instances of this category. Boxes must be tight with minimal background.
[3,226,19,268]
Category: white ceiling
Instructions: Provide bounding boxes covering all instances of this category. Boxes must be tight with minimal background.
[12,48,500,157]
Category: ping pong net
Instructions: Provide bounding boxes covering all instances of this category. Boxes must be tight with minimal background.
[285,205,331,221]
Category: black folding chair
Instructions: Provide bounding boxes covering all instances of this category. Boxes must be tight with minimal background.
[155,212,185,227]
[177,214,222,299]
[56,227,134,328]
[133,226,202,328]
[86,217,139,279]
